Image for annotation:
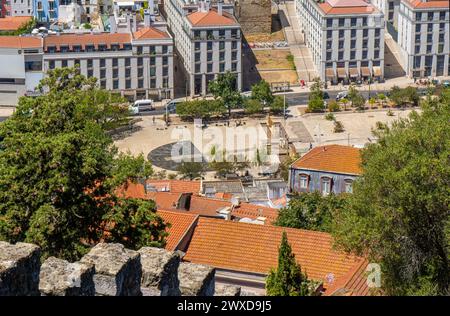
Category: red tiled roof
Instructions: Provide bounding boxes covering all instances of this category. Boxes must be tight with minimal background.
[291,145,362,175]
[189,195,232,216]
[145,179,201,194]
[187,9,238,27]
[0,36,41,48]
[116,181,148,199]
[404,0,449,9]
[325,259,372,296]
[158,210,198,251]
[148,191,182,210]
[184,217,366,293]
[0,16,32,31]
[318,0,377,15]
[232,203,279,224]
[43,32,131,50]
[132,27,170,40]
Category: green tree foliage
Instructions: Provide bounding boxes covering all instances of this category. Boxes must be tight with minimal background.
[308,97,325,113]
[177,162,205,180]
[309,77,324,100]
[275,192,347,232]
[270,96,285,114]
[251,80,274,106]
[176,99,226,120]
[244,98,263,115]
[389,86,420,108]
[208,71,242,117]
[266,232,312,296]
[0,68,166,261]
[348,85,365,110]
[278,154,299,182]
[209,150,249,178]
[332,99,450,295]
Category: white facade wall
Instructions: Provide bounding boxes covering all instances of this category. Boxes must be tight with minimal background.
[296,0,385,83]
[164,0,242,96]
[397,1,450,78]
[10,0,33,16]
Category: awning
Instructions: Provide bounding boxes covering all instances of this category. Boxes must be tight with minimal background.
[373,67,382,77]
[349,68,359,78]
[325,68,335,79]
[361,67,370,77]
[337,68,346,78]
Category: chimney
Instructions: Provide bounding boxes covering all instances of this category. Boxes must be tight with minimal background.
[217,0,222,15]
[218,207,232,220]
[144,9,151,27]
[109,15,117,33]
[148,0,155,15]
[132,13,137,32]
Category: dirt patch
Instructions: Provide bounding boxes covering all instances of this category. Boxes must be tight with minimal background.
[253,49,293,70]
[259,70,298,84]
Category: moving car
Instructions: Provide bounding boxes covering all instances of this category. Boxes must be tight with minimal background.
[129,99,154,115]
[336,91,348,101]
[166,98,185,114]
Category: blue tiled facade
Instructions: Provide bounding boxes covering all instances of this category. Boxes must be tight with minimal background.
[289,168,359,195]
[33,0,61,23]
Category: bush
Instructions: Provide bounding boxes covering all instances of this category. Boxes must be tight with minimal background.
[176,99,226,120]
[270,96,284,114]
[333,121,344,133]
[307,97,325,113]
[325,113,335,121]
[327,100,340,112]
[387,109,394,116]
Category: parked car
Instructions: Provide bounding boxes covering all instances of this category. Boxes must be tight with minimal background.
[129,99,154,115]
[166,98,185,114]
[336,91,348,101]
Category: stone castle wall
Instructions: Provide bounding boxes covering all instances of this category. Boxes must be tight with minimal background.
[235,0,272,34]
[0,241,240,296]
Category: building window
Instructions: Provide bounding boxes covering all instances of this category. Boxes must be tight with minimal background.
[112,58,118,67]
[49,60,55,69]
[299,175,308,190]
[150,57,155,66]
[100,59,106,67]
[87,69,93,77]
[100,69,106,78]
[219,52,225,61]
[162,46,168,54]
[207,63,213,73]
[195,42,200,51]
[62,60,68,67]
[321,177,332,196]
[416,24,421,32]
[219,63,225,72]
[138,79,144,89]
[138,67,143,77]
[207,42,213,51]
[113,80,119,89]
[207,52,212,61]
[219,42,225,50]
[125,79,131,89]
[351,29,356,38]
[344,180,353,193]
[137,46,143,55]
[150,78,156,88]
[137,57,143,66]
[231,62,237,72]
[232,41,238,50]
[113,69,118,78]
[125,58,131,67]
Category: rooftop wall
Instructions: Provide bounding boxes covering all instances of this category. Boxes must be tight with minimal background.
[0,241,241,296]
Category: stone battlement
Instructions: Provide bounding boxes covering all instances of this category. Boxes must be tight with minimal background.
[0,241,241,296]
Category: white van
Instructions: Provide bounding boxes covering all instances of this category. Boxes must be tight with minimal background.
[129,99,154,115]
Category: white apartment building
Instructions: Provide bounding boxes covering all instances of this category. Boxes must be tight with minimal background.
[0,37,43,105]
[372,0,400,30]
[9,0,33,16]
[296,0,385,84]
[397,0,449,78]
[0,25,174,105]
[164,0,242,96]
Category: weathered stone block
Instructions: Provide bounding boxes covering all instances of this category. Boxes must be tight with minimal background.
[80,243,142,296]
[138,247,181,296]
[214,284,241,296]
[178,262,215,296]
[0,241,41,296]
[39,257,95,296]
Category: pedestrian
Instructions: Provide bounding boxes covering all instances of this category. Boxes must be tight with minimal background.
[152,116,155,125]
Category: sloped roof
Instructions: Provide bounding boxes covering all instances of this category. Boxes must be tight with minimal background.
[318,0,377,15]
[232,203,279,224]
[0,36,42,48]
[44,32,131,49]
[146,179,201,194]
[291,145,362,175]
[132,27,170,40]
[158,210,198,251]
[187,9,238,27]
[325,259,371,296]
[184,217,366,292]
[0,16,32,31]
[403,0,448,9]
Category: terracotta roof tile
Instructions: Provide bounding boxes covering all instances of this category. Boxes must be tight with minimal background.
[184,217,366,293]
[318,0,378,15]
[189,196,232,216]
[291,145,362,175]
[158,210,198,251]
[232,203,279,224]
[0,36,42,48]
[325,259,372,296]
[148,192,182,210]
[404,0,449,9]
[0,16,32,31]
[132,27,170,40]
[44,32,131,50]
[187,9,238,27]
[145,179,201,194]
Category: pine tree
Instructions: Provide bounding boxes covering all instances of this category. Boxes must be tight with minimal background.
[266,231,311,296]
